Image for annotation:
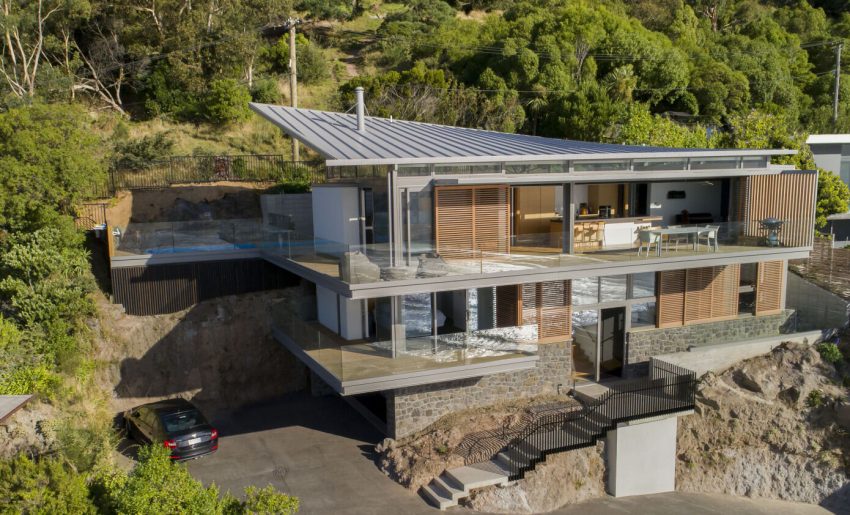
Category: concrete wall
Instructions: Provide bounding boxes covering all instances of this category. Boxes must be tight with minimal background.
[653,330,822,377]
[607,416,678,497]
[385,342,571,438]
[625,311,792,377]
[312,185,361,246]
[317,285,338,334]
[785,271,849,331]
[648,181,721,225]
[810,143,844,176]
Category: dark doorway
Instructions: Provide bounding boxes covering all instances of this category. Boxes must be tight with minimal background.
[599,307,626,378]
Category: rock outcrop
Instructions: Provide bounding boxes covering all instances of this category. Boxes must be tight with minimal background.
[677,343,850,511]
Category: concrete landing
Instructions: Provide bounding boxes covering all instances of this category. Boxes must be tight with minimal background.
[654,330,823,377]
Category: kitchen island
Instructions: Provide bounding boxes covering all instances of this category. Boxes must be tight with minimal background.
[549,216,663,250]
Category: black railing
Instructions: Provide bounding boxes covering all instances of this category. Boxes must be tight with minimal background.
[466,359,696,481]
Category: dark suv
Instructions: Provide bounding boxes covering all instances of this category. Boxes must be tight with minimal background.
[124,399,218,461]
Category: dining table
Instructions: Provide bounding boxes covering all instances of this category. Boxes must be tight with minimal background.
[642,226,713,257]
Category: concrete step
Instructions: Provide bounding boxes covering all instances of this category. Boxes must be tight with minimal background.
[446,460,510,491]
[420,483,456,510]
[434,475,465,500]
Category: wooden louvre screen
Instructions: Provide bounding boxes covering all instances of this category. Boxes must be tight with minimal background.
[743,171,817,248]
[683,265,740,324]
[520,281,572,340]
[657,270,686,328]
[435,185,509,259]
[495,285,520,327]
[659,266,740,327]
[755,260,785,315]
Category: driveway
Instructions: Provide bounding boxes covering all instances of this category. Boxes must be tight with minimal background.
[186,393,835,515]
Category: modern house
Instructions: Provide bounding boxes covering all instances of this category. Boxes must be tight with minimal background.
[807,134,850,240]
[104,91,819,506]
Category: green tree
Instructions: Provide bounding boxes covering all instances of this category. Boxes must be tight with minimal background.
[0,104,107,232]
[816,170,850,229]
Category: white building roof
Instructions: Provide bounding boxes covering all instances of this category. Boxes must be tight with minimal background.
[807,134,850,145]
[251,104,795,167]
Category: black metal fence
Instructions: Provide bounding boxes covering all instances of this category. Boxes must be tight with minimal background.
[85,155,326,198]
[461,359,697,481]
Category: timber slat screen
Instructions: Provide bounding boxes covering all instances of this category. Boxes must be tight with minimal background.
[435,185,510,259]
[743,171,817,248]
[658,270,686,328]
[521,281,572,339]
[659,265,741,327]
[111,259,297,315]
[755,260,785,315]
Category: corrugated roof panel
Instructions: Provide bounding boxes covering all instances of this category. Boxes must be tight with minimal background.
[250,104,796,165]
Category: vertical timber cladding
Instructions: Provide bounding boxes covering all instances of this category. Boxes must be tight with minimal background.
[520,281,572,339]
[111,259,296,315]
[743,170,817,247]
[755,260,786,315]
[657,265,740,327]
[435,185,510,259]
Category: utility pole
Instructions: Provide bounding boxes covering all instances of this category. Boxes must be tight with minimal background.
[834,41,843,131]
[286,17,301,161]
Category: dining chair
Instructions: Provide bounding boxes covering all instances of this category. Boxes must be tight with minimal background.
[698,225,720,252]
[637,230,660,256]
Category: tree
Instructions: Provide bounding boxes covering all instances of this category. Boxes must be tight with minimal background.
[816,169,850,229]
[0,454,96,514]
[0,103,107,232]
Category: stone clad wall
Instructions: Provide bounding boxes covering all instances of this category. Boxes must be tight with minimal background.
[386,342,571,438]
[625,311,793,376]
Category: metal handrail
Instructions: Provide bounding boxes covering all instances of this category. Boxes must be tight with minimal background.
[460,360,696,481]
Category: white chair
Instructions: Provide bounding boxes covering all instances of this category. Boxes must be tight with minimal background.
[698,225,719,252]
[637,230,660,256]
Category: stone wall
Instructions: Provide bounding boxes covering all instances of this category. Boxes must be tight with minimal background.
[625,311,793,377]
[386,342,571,438]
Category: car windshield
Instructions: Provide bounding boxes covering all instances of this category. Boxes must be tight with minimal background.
[160,410,206,433]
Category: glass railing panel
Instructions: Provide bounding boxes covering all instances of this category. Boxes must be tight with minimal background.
[268,302,538,384]
[264,220,810,285]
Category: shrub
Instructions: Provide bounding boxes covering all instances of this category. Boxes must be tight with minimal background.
[224,485,300,514]
[251,78,281,104]
[204,79,252,125]
[106,445,222,515]
[0,455,97,514]
[113,133,175,170]
[817,342,844,364]
[807,389,825,408]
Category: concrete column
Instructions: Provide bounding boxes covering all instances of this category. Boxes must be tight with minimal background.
[606,415,678,497]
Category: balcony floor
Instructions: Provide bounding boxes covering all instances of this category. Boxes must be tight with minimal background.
[301,321,539,383]
[274,243,766,283]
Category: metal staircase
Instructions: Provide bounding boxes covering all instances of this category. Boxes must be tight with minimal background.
[420,359,697,509]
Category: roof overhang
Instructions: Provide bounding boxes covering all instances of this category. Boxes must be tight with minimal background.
[807,134,850,145]
[325,149,796,167]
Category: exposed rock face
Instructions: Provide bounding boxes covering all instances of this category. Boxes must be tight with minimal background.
[102,290,307,417]
[465,445,606,513]
[677,343,850,511]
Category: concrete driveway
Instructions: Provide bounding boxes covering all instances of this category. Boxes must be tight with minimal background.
[186,393,835,515]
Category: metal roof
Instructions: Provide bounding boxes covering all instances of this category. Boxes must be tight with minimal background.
[0,395,32,424]
[250,104,796,166]
[807,134,850,145]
